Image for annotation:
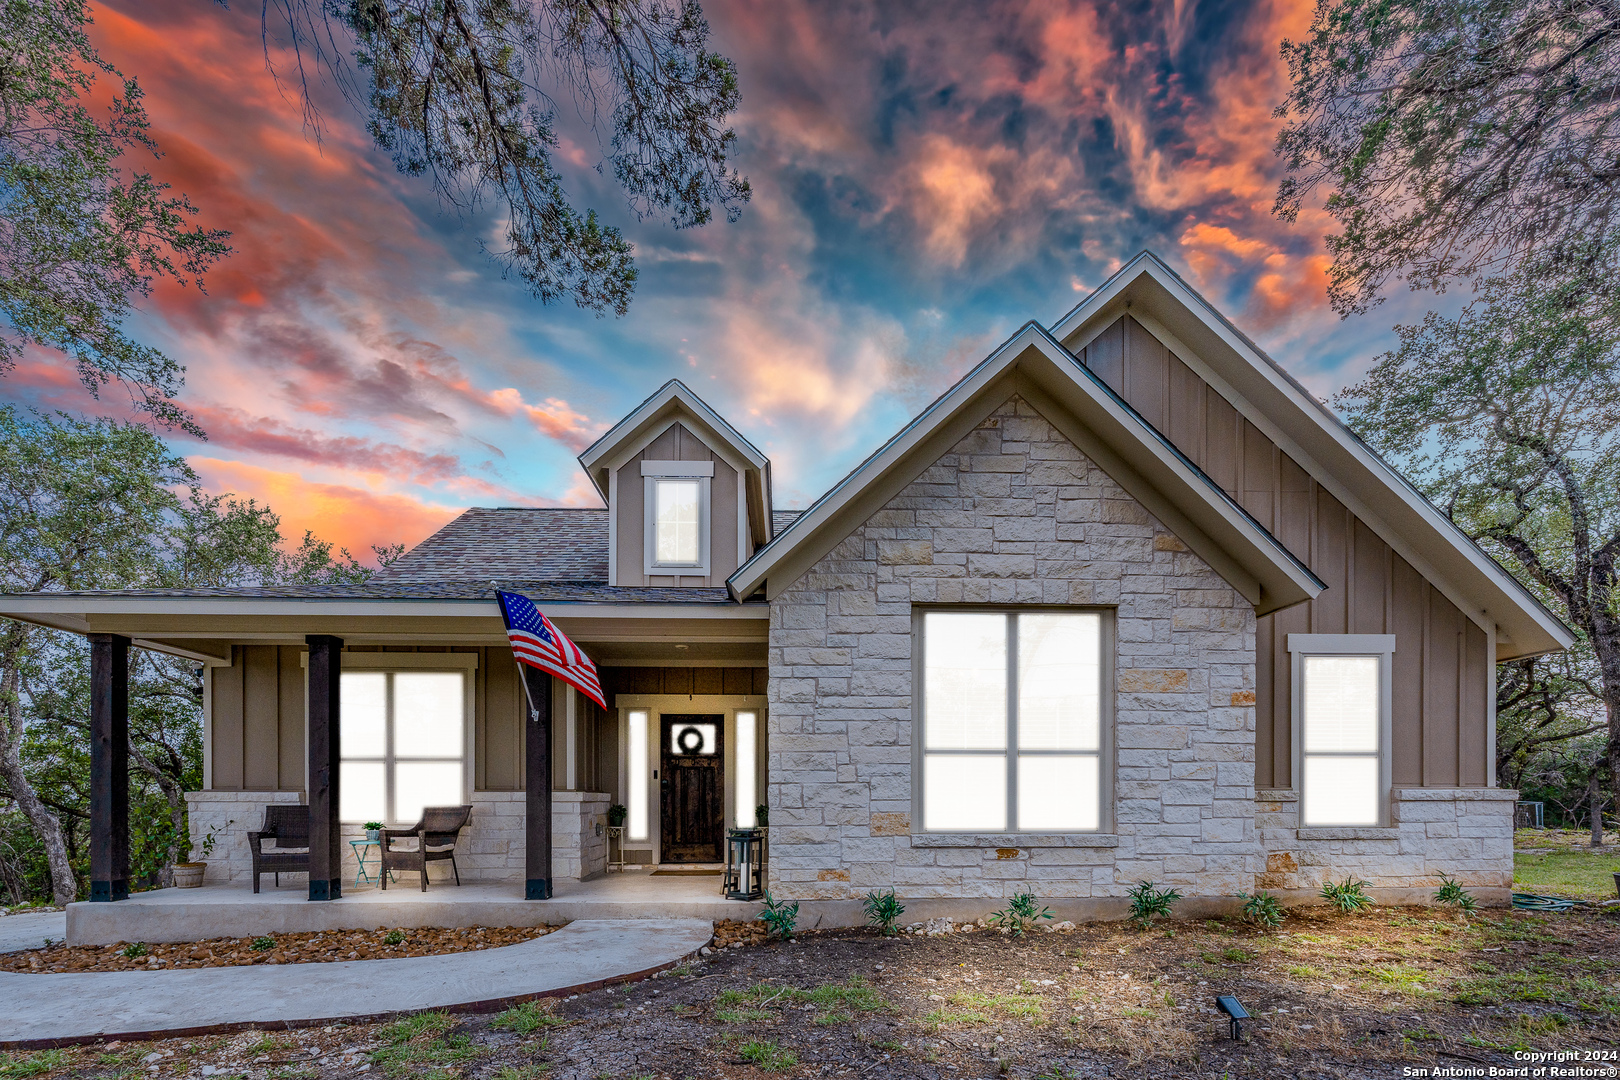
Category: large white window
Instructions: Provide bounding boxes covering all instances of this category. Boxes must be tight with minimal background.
[642,461,711,574]
[339,671,466,825]
[918,610,1107,833]
[1289,634,1394,827]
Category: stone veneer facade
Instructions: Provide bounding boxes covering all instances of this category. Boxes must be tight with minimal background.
[184,789,609,888]
[766,396,1262,903]
[1255,787,1517,896]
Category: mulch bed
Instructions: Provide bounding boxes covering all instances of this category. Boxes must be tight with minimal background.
[0,925,554,973]
[2,907,1618,1079]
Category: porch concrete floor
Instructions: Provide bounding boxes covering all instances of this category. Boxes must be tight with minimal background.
[65,869,756,945]
[0,911,67,953]
[0,918,714,1047]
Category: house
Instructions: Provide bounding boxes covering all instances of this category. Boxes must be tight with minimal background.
[0,253,1571,937]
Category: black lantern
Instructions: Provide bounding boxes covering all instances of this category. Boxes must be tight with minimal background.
[724,827,764,900]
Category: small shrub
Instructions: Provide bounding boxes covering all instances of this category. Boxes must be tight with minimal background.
[383,929,406,945]
[250,936,276,952]
[757,892,799,940]
[363,821,384,832]
[120,941,148,958]
[1320,877,1374,913]
[862,889,905,936]
[1126,880,1181,930]
[1238,890,1285,930]
[988,888,1053,938]
[1434,875,1479,915]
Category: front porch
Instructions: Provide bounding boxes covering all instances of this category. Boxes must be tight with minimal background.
[66,869,757,945]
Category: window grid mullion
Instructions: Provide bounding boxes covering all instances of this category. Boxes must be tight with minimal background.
[1006,612,1018,834]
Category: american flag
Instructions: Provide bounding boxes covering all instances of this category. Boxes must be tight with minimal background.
[495,589,606,709]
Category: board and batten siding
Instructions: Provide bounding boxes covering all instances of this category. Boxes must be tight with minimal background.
[1074,315,1491,790]
[207,645,530,793]
[613,421,743,587]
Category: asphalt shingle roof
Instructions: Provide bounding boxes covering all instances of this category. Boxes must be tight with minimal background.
[22,581,745,603]
[375,507,609,583]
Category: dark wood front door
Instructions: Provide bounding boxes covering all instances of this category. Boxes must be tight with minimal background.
[661,714,724,863]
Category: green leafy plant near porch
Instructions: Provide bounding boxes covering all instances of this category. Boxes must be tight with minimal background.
[1321,877,1374,913]
[1127,881,1181,930]
[606,804,627,827]
[862,889,905,935]
[988,888,1053,937]
[757,892,799,940]
[1435,876,1479,915]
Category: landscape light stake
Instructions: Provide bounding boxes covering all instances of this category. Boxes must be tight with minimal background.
[1215,995,1249,1040]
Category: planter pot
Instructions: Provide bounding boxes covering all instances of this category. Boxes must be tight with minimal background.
[365,829,380,842]
[173,863,207,889]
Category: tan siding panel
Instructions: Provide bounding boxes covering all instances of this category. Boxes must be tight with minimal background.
[481,647,523,791]
[1084,314,1493,791]
[211,648,245,789]
[277,646,305,791]
[242,646,280,789]
[1390,556,1428,786]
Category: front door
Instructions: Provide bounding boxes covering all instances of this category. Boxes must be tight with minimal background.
[660,714,724,863]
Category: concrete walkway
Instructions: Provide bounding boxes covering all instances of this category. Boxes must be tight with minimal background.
[0,911,67,953]
[0,918,713,1048]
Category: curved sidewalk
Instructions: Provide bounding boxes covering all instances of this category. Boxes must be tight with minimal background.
[0,918,713,1048]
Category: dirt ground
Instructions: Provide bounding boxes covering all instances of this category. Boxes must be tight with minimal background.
[0,926,553,973]
[1,906,1617,1079]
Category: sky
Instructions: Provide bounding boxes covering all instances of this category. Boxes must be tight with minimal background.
[7,0,1452,560]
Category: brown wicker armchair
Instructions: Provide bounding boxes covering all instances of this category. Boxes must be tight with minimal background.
[379,805,473,891]
[247,805,310,893]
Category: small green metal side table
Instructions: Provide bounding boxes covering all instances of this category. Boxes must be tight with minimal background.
[349,838,381,886]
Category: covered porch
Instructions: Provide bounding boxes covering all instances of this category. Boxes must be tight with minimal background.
[18,589,770,945]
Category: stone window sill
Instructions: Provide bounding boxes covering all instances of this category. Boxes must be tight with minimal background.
[910,833,1120,848]
[1295,827,1399,841]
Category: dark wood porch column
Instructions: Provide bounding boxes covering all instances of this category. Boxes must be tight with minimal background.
[523,666,553,900]
[88,633,130,902]
[306,634,343,901]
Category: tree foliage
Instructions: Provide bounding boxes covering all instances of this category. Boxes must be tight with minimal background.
[1274,0,1620,315]
[1335,249,1620,808]
[0,408,388,903]
[263,0,751,315]
[0,0,230,432]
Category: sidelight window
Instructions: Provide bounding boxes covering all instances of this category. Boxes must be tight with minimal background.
[917,610,1108,833]
[338,671,466,824]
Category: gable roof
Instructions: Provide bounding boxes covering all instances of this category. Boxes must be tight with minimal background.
[576,378,775,546]
[1047,251,1574,660]
[728,322,1326,614]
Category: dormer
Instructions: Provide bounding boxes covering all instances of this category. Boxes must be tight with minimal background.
[579,380,773,587]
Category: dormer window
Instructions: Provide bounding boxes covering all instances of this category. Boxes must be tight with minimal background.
[655,480,700,563]
[643,461,711,574]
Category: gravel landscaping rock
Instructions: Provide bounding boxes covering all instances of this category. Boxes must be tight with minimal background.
[0,925,556,973]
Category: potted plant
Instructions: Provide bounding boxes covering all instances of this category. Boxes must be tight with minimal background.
[364,821,384,842]
[174,819,231,889]
[606,804,628,829]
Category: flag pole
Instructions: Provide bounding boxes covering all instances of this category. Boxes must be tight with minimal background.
[495,582,554,900]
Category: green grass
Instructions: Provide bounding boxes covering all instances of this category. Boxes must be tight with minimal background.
[490,1066,551,1080]
[1514,847,1620,900]
[370,1011,486,1078]
[1199,947,1254,964]
[937,991,1045,1020]
[1286,964,1324,979]
[1453,952,1620,1016]
[736,1040,798,1072]
[491,1001,567,1035]
[0,1051,68,1079]
[714,977,886,1023]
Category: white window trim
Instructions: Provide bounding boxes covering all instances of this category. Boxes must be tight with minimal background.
[640,460,714,477]
[643,474,711,575]
[1287,633,1395,828]
[911,608,1114,835]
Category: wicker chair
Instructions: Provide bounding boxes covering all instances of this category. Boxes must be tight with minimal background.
[247,805,310,893]
[379,805,473,891]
